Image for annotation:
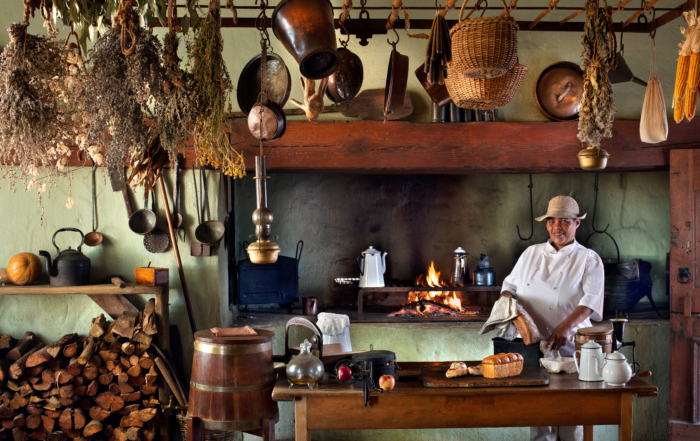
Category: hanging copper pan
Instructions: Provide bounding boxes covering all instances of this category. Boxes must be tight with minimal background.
[384,46,409,121]
[534,61,584,121]
[415,62,452,107]
[326,47,364,103]
[272,0,340,79]
[248,101,286,142]
[237,52,291,115]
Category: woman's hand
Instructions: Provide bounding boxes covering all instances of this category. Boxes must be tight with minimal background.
[499,291,514,300]
[546,322,572,351]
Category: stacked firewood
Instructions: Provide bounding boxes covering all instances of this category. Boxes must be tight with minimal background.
[0,300,160,441]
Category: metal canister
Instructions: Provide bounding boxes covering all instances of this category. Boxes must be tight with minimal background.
[187,330,278,431]
[431,102,448,123]
[573,326,613,363]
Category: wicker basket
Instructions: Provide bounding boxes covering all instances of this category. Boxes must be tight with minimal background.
[449,0,519,79]
[445,62,528,110]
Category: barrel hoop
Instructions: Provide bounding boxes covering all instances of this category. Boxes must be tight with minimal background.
[190,412,280,431]
[574,338,612,345]
[194,340,271,355]
[190,380,276,394]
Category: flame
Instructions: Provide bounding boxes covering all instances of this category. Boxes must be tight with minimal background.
[405,261,462,313]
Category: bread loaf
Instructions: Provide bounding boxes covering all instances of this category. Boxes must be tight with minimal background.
[446,362,468,378]
[467,364,483,376]
[482,353,524,378]
[513,304,541,345]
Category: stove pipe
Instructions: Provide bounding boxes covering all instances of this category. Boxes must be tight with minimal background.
[248,156,280,264]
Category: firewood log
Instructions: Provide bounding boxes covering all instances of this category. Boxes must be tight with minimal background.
[77,339,95,366]
[121,344,135,357]
[131,333,151,350]
[108,384,120,396]
[28,426,45,441]
[30,382,51,392]
[62,428,80,439]
[46,357,67,373]
[113,314,137,340]
[0,360,12,382]
[25,366,45,378]
[61,343,78,359]
[121,392,141,403]
[101,322,118,344]
[103,424,114,438]
[112,365,123,376]
[6,381,19,392]
[113,427,127,441]
[40,416,54,432]
[125,427,140,441]
[13,426,28,441]
[11,343,46,379]
[27,335,77,369]
[97,373,113,387]
[125,366,141,378]
[25,406,42,417]
[10,393,29,410]
[66,359,82,378]
[72,377,84,387]
[128,356,139,368]
[86,356,101,369]
[2,420,15,430]
[137,356,153,371]
[1,393,11,407]
[58,410,72,430]
[94,392,113,410]
[0,336,17,356]
[73,386,86,397]
[25,415,41,430]
[55,370,74,385]
[57,397,77,407]
[44,411,60,419]
[132,409,156,423]
[118,383,133,395]
[83,420,103,437]
[117,374,128,384]
[141,398,158,409]
[119,415,142,428]
[85,381,98,398]
[140,385,157,396]
[82,367,98,380]
[40,370,55,385]
[43,397,60,411]
[13,413,25,428]
[5,333,38,361]
[72,409,86,430]
[89,315,107,339]
[119,358,130,370]
[110,396,125,412]
[98,351,117,364]
[126,375,144,387]
[18,385,32,398]
[28,397,42,405]
[122,405,139,415]
[88,407,110,423]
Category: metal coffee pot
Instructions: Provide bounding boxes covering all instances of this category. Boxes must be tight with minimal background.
[39,228,91,287]
[356,246,387,288]
[450,247,470,284]
[573,341,605,382]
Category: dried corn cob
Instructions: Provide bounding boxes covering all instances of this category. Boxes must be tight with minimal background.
[675,103,685,123]
[675,54,691,116]
[686,89,698,121]
[689,53,700,92]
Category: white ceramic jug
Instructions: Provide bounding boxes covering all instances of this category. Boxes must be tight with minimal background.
[573,341,605,382]
[356,246,387,288]
[595,352,635,386]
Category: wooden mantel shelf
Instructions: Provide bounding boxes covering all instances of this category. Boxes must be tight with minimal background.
[0,283,161,295]
[223,119,700,174]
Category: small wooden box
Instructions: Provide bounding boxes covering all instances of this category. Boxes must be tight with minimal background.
[135,267,169,286]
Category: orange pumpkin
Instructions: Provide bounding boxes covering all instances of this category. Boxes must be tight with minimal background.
[7,253,42,285]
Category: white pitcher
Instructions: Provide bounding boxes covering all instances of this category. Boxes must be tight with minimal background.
[573,341,605,382]
[356,246,387,288]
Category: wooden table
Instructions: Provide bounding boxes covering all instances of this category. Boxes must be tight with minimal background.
[272,362,658,441]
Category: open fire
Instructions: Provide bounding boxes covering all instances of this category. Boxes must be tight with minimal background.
[389,262,477,317]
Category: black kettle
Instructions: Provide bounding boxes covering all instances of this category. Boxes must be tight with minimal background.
[39,228,91,287]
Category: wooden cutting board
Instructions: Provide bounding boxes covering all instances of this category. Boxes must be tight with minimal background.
[421,364,550,388]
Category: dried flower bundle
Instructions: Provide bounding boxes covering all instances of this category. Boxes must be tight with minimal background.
[578,0,617,149]
[0,20,70,192]
[80,0,163,169]
[188,0,245,178]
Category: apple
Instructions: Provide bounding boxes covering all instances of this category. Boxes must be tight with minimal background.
[337,366,353,382]
[378,375,395,391]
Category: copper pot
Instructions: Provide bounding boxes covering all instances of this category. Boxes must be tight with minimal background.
[384,47,409,121]
[534,62,584,121]
[326,47,363,103]
[248,101,286,142]
[272,0,340,80]
[237,52,291,116]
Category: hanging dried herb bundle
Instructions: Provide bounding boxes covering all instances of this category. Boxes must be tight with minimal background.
[81,0,163,168]
[578,0,617,149]
[188,0,245,178]
[0,14,70,193]
[156,1,196,167]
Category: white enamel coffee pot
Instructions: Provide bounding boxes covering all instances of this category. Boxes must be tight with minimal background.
[356,246,387,288]
[573,341,605,382]
[593,351,651,386]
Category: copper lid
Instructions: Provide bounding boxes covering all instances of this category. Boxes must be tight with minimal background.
[534,62,584,121]
[194,329,275,344]
[577,326,613,336]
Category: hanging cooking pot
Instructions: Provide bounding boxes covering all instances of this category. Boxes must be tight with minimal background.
[237,51,291,115]
[39,228,91,287]
[326,39,364,103]
[534,61,584,121]
[384,33,409,122]
[248,41,287,141]
[271,0,340,80]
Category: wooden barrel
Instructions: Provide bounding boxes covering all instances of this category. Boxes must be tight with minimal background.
[187,330,278,431]
[573,326,613,362]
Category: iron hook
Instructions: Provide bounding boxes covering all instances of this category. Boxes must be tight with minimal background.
[516,174,534,241]
[584,173,621,262]
[387,16,400,46]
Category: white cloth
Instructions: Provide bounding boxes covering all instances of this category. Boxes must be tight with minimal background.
[530,426,583,441]
[479,297,519,340]
[316,312,350,336]
[501,240,604,357]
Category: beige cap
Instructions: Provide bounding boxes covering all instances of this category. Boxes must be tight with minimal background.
[535,196,587,222]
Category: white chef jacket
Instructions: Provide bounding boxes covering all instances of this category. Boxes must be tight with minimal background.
[501,240,604,357]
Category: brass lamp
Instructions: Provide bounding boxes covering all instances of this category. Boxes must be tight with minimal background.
[247,156,280,264]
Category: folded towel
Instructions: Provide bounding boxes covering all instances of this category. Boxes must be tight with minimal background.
[479,297,519,341]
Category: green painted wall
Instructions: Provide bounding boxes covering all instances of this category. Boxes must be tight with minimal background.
[0,0,682,440]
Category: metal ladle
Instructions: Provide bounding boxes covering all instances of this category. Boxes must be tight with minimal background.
[194,166,225,246]
[128,190,157,235]
[84,164,104,247]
